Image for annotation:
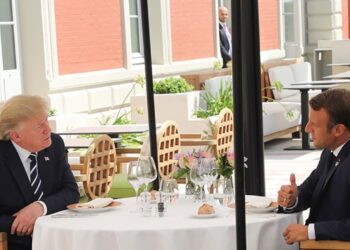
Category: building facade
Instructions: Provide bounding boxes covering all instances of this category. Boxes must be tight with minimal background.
[0,0,349,115]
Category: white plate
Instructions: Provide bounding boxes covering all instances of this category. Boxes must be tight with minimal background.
[190,212,219,218]
[246,206,277,213]
[67,201,122,213]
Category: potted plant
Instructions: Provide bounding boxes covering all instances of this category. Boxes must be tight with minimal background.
[130,76,207,133]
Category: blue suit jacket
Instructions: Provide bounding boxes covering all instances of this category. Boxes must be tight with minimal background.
[292,140,350,240]
[219,23,231,68]
[0,133,79,249]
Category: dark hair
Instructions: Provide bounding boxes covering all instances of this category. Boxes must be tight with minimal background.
[309,88,350,131]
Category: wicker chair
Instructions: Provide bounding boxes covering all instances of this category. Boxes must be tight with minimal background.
[0,232,7,250]
[115,121,181,179]
[76,135,117,200]
[156,120,181,180]
[180,107,234,157]
[300,240,350,250]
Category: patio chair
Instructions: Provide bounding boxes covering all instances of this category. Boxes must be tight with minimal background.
[114,120,181,179]
[76,134,117,200]
[300,240,350,250]
[180,107,234,157]
[156,120,181,180]
[0,232,7,250]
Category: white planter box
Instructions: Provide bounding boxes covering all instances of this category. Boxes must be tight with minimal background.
[130,91,210,134]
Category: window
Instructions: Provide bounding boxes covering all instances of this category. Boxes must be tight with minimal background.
[129,0,144,64]
[0,0,17,70]
[280,0,304,57]
[281,0,295,43]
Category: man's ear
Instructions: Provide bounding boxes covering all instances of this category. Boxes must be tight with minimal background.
[9,130,21,142]
[333,124,346,137]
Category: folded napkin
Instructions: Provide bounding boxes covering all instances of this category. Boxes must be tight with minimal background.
[76,198,114,209]
[246,195,272,208]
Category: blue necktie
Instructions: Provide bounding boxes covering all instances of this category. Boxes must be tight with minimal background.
[29,153,44,200]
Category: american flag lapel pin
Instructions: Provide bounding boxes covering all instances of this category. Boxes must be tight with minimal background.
[335,158,340,167]
[44,156,50,161]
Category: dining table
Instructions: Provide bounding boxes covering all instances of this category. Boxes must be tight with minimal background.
[32,196,302,250]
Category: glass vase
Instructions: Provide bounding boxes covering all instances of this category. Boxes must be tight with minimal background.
[185,172,196,199]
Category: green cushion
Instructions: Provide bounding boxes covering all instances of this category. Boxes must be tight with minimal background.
[108,173,136,199]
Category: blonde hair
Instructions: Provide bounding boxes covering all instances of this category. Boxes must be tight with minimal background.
[0,95,49,140]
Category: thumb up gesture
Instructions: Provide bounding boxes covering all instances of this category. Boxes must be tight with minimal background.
[277,173,298,208]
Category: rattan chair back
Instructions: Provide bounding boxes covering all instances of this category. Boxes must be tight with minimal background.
[83,135,117,200]
[157,121,181,180]
[213,108,234,157]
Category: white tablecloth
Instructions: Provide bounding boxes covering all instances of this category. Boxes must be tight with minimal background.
[32,197,302,250]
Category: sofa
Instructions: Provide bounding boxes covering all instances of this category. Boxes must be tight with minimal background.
[204,75,301,142]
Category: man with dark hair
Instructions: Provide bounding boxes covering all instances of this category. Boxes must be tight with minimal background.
[218,6,232,68]
[278,88,350,244]
[0,95,80,250]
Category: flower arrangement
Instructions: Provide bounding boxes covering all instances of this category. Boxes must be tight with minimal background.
[173,150,214,179]
[216,152,248,179]
[216,152,235,179]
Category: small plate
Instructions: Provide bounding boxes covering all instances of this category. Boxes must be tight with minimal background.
[246,206,277,213]
[190,212,219,218]
[67,201,122,213]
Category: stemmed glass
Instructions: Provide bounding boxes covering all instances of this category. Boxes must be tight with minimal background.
[127,161,142,212]
[137,156,158,199]
[190,158,207,203]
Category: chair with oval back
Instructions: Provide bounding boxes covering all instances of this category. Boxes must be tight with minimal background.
[157,120,181,180]
[212,107,234,157]
[180,107,234,158]
[82,134,117,200]
[0,232,7,250]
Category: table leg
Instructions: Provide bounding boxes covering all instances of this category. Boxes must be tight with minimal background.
[285,89,314,150]
[300,89,310,149]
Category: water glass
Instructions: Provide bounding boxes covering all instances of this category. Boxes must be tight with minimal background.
[159,179,179,205]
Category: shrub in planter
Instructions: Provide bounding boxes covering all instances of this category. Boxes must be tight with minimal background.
[153,77,194,94]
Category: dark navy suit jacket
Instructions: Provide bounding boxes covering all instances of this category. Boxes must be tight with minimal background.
[292,140,350,240]
[0,133,80,250]
[219,23,232,68]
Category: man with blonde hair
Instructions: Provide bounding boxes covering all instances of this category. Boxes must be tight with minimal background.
[0,95,79,250]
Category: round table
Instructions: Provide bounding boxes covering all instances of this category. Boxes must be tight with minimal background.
[32,197,302,250]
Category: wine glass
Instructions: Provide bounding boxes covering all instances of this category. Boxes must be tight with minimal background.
[137,156,158,196]
[127,161,142,212]
[190,158,207,203]
[200,157,217,189]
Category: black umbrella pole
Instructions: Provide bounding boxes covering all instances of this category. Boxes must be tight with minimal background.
[231,0,247,249]
[140,0,159,190]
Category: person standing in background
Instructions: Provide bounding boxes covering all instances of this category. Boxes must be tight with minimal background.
[218,6,232,68]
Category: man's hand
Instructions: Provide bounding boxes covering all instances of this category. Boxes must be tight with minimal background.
[283,224,308,244]
[11,202,44,236]
[278,173,298,207]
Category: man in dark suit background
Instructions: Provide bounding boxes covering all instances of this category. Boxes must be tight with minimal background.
[218,6,232,68]
[0,95,80,250]
[277,88,350,244]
